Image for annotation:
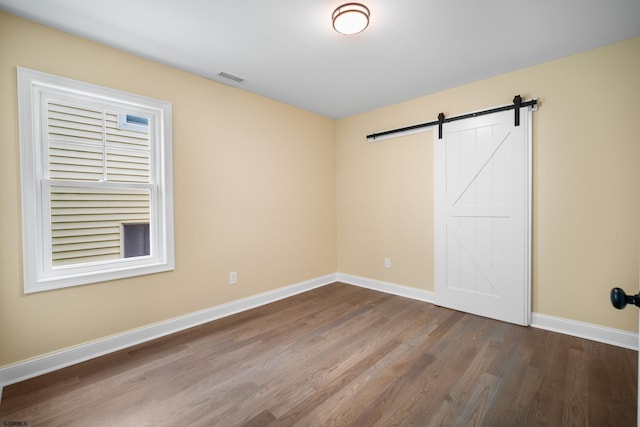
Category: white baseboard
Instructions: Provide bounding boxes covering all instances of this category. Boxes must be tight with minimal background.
[0,273,338,392]
[337,273,637,351]
[531,313,638,351]
[1,271,636,400]
[337,273,435,303]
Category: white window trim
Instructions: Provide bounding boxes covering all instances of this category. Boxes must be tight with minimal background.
[17,67,175,293]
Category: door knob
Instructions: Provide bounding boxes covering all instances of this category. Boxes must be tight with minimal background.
[610,287,640,309]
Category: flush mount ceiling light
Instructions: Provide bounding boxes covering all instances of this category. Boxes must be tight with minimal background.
[332,3,370,35]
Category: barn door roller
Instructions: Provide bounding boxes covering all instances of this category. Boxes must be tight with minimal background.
[513,95,522,127]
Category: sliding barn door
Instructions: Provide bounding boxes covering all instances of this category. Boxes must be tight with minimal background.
[434,108,531,325]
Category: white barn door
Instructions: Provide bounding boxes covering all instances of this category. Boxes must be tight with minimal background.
[434,108,531,325]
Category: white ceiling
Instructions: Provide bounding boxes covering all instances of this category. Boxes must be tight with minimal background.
[1,0,639,119]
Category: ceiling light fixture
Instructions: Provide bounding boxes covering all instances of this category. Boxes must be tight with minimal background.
[332,3,370,35]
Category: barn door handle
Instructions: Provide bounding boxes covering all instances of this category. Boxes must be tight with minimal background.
[610,287,640,309]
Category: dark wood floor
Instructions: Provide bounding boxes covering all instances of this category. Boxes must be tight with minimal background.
[0,282,636,426]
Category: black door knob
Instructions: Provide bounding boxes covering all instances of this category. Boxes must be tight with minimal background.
[610,287,640,309]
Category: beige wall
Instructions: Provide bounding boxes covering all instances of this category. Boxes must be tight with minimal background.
[1,11,639,369]
[0,12,336,367]
[337,37,640,332]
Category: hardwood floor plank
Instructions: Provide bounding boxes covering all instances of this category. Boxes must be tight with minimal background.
[269,337,403,426]
[562,347,588,426]
[453,373,503,427]
[483,337,545,425]
[239,409,276,427]
[426,332,507,426]
[0,282,636,427]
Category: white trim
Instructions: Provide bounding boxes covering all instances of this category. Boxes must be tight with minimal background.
[337,273,637,350]
[1,272,635,402]
[337,273,434,303]
[525,108,533,326]
[17,67,174,293]
[531,313,638,351]
[0,273,337,392]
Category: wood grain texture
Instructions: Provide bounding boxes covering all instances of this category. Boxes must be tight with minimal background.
[0,282,636,426]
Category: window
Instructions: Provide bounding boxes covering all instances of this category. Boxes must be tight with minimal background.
[122,223,150,258]
[17,67,174,293]
[117,113,149,132]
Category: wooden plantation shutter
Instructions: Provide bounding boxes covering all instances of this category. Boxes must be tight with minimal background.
[46,101,151,266]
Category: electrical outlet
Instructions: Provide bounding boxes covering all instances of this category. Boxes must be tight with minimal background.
[384,258,391,269]
[229,271,237,285]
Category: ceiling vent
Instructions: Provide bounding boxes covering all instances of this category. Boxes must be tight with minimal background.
[218,71,245,84]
